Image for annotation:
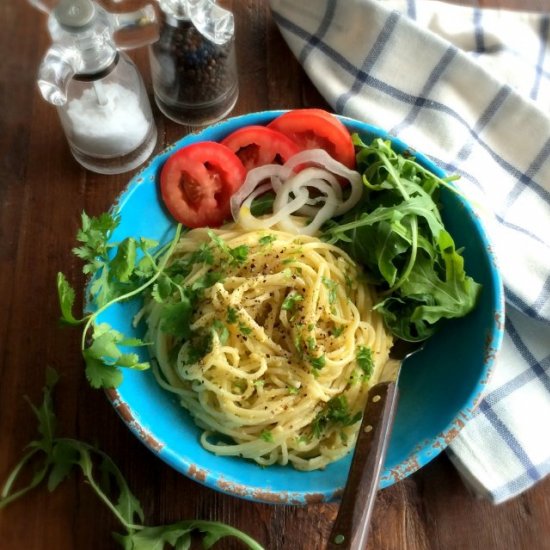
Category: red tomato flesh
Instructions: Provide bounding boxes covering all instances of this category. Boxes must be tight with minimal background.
[160,142,246,228]
[268,109,356,169]
[221,125,300,171]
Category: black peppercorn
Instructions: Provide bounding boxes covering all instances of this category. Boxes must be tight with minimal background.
[149,9,239,126]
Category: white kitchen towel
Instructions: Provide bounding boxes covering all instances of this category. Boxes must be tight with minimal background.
[269,0,550,504]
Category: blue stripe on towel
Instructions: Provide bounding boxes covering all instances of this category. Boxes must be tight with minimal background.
[271,11,550,204]
[391,46,458,135]
[298,0,336,65]
[530,15,549,101]
[492,458,550,502]
[455,87,512,163]
[335,11,400,113]
[479,400,541,482]
[501,136,550,213]
[473,8,485,54]
[506,288,550,325]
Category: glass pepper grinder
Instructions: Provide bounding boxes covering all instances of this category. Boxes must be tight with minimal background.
[37,0,158,174]
[149,0,239,126]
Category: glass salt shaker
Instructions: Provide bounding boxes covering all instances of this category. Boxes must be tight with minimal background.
[37,0,158,174]
[149,0,238,126]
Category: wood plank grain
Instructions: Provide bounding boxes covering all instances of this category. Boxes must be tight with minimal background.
[1,1,550,549]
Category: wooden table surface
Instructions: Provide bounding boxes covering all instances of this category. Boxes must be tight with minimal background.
[2,0,550,549]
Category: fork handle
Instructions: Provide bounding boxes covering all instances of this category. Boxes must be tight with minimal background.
[327,381,399,550]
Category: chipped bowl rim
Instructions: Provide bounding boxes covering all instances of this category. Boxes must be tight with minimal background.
[101,110,505,504]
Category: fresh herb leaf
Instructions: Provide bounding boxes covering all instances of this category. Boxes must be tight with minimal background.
[281,291,303,312]
[260,430,274,443]
[57,272,83,326]
[309,354,326,371]
[227,307,238,324]
[311,396,361,439]
[211,319,229,345]
[356,346,374,379]
[110,238,137,283]
[323,137,481,342]
[207,230,249,266]
[239,323,252,336]
[0,369,264,550]
[259,234,277,247]
[160,297,193,339]
[250,191,275,216]
[322,277,338,305]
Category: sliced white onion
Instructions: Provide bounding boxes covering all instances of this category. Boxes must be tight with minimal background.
[230,163,289,221]
[231,147,363,236]
[239,188,309,230]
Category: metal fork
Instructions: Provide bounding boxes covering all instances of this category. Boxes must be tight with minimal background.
[327,339,423,550]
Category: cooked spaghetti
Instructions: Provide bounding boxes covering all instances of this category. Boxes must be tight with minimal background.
[144,223,392,470]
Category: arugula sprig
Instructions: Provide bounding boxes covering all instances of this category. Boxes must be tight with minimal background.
[323,136,481,341]
[57,212,183,388]
[0,369,264,550]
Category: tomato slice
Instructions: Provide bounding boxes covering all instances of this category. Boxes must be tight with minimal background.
[160,142,246,228]
[221,125,300,171]
[267,109,356,169]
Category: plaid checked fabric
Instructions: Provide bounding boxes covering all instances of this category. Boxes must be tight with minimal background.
[269,0,550,503]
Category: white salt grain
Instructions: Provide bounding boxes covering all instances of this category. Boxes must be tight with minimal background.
[66,82,149,156]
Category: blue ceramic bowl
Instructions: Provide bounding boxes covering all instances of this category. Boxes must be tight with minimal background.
[102,111,505,504]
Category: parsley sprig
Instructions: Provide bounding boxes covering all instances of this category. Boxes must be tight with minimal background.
[57,212,183,389]
[0,369,264,550]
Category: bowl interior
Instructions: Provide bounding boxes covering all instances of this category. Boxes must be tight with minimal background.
[101,111,504,504]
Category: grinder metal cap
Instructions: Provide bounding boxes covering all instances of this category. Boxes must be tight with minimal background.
[54,0,95,28]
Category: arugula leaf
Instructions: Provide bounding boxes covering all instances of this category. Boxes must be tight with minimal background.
[322,137,481,341]
[250,191,275,216]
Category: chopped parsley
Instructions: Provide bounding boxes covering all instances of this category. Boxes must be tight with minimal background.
[322,276,338,305]
[309,354,326,371]
[227,307,238,324]
[282,291,303,312]
[239,323,252,336]
[259,234,277,246]
[311,396,361,439]
[260,430,274,443]
[357,346,374,379]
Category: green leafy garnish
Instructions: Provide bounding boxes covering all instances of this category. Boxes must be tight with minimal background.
[322,277,338,305]
[281,291,303,312]
[323,137,481,341]
[227,306,238,324]
[356,345,374,380]
[258,234,277,247]
[207,230,249,266]
[58,212,183,389]
[0,369,264,550]
[260,430,274,443]
[311,396,361,439]
[310,354,326,371]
